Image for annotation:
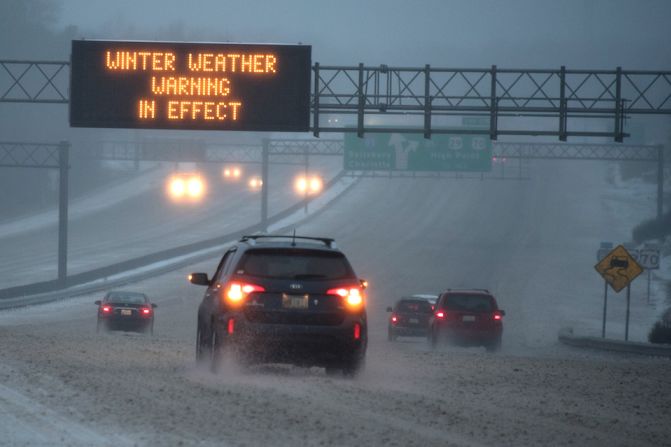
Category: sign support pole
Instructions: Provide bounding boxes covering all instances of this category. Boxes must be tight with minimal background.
[304,151,309,214]
[646,270,651,305]
[58,141,69,286]
[601,280,608,338]
[625,283,631,341]
[261,139,269,231]
[657,145,664,219]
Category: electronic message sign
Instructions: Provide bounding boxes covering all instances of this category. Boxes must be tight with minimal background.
[70,40,311,131]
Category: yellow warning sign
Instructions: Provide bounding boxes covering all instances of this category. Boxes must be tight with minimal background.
[594,245,643,293]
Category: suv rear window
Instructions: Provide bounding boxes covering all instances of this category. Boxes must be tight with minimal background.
[237,248,354,280]
[443,294,494,312]
[397,300,433,313]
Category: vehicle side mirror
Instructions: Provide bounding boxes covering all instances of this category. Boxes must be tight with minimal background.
[189,273,210,286]
[94,300,101,305]
[386,306,393,312]
[499,309,506,316]
[360,279,368,289]
[152,303,158,308]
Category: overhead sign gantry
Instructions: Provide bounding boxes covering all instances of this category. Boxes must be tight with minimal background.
[69,40,312,131]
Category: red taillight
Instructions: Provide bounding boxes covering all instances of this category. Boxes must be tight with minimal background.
[141,307,152,317]
[227,318,235,334]
[327,286,364,309]
[225,282,265,305]
[391,315,398,324]
[353,323,361,340]
[493,313,502,321]
[102,305,112,313]
[435,311,446,319]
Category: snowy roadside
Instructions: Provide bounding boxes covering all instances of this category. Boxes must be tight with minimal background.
[564,161,671,346]
[0,362,135,447]
[0,164,169,239]
[606,163,671,309]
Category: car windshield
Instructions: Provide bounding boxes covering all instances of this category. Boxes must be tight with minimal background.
[237,248,354,280]
[444,294,494,312]
[106,292,147,304]
[397,300,433,313]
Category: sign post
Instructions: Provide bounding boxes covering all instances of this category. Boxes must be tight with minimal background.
[601,280,608,338]
[594,244,644,340]
[638,244,661,304]
[597,242,613,338]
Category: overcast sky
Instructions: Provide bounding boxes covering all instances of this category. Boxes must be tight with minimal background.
[54,0,671,69]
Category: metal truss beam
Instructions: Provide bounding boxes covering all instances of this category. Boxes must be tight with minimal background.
[81,139,345,164]
[312,65,671,141]
[492,142,665,162]
[81,139,667,164]
[0,141,62,168]
[342,169,529,180]
[2,59,670,141]
[0,61,69,103]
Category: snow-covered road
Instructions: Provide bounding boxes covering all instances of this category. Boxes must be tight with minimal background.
[0,158,340,289]
[0,158,669,446]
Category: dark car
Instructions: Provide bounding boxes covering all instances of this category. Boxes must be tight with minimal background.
[189,235,368,376]
[95,291,157,334]
[648,307,671,344]
[429,289,504,352]
[386,295,437,341]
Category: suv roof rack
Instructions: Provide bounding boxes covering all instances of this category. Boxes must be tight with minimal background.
[240,234,337,249]
[446,288,490,294]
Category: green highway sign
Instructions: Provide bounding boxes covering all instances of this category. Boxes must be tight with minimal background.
[344,131,492,172]
[461,116,489,127]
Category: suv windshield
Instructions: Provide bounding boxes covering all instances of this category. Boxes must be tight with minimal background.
[443,294,494,312]
[237,248,354,280]
[397,300,433,313]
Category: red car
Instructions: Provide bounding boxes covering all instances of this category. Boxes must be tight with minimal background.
[429,289,504,352]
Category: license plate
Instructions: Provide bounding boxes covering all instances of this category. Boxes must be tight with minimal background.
[282,294,308,309]
[120,309,132,316]
[462,315,476,322]
[409,318,419,324]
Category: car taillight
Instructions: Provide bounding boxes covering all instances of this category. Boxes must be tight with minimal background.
[391,314,398,324]
[227,318,235,334]
[224,282,265,305]
[435,311,446,319]
[353,323,361,340]
[102,305,113,313]
[141,307,152,317]
[493,312,503,321]
[327,286,364,309]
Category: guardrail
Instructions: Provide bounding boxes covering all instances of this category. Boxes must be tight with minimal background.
[558,327,671,358]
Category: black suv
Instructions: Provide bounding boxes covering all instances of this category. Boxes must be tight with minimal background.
[189,235,367,376]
